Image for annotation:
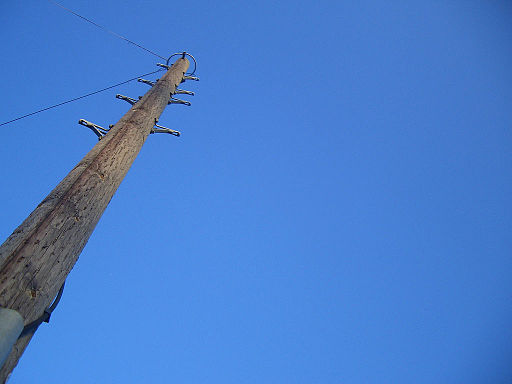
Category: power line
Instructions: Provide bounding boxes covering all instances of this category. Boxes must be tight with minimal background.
[0,69,164,127]
[48,0,167,60]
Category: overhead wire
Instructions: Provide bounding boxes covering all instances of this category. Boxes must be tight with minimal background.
[0,69,164,127]
[1,1,172,127]
[47,0,167,60]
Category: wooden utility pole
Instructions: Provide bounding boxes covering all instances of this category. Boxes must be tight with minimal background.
[0,57,190,382]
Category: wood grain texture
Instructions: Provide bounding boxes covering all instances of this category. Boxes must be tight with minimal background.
[0,58,189,382]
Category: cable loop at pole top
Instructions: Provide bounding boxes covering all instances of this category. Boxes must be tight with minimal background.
[166,52,197,76]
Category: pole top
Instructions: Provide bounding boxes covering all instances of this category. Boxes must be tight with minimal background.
[166,52,197,76]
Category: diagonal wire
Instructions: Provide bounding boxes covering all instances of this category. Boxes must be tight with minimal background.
[48,0,167,60]
[0,69,164,127]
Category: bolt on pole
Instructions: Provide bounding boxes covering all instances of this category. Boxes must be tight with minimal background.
[0,57,190,382]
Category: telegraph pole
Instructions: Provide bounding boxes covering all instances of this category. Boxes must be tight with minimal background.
[0,57,191,381]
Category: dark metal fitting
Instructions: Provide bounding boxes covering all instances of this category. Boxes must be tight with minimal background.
[19,282,65,338]
[42,310,51,323]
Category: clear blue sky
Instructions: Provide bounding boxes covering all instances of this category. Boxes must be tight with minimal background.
[1,1,511,383]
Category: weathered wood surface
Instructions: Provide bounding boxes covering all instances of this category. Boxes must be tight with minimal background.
[0,58,189,382]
